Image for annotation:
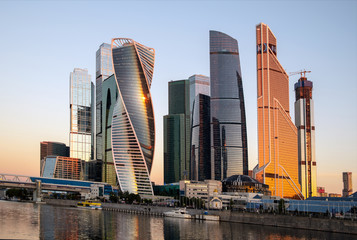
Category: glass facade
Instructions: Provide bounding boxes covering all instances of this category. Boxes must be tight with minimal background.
[191,94,211,181]
[101,74,118,186]
[164,80,191,184]
[295,77,316,198]
[209,30,248,180]
[255,23,301,199]
[189,74,210,116]
[96,43,114,161]
[111,38,155,195]
[70,68,93,162]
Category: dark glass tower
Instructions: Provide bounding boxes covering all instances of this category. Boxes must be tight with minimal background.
[164,80,190,184]
[209,30,248,180]
[191,93,211,181]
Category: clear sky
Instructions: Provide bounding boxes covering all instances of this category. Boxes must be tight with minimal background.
[0,1,356,194]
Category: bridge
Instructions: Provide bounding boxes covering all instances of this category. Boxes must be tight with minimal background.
[0,173,113,201]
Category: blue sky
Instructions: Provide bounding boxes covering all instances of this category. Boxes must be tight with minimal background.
[0,1,356,194]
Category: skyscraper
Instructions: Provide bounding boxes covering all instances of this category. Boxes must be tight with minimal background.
[191,93,211,181]
[254,23,302,199]
[164,80,190,183]
[209,30,248,180]
[189,74,210,181]
[343,172,353,197]
[295,75,317,198]
[96,43,114,162]
[101,74,118,186]
[69,68,93,162]
[111,38,155,195]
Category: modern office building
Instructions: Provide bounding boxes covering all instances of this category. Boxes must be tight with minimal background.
[191,93,211,181]
[40,141,69,174]
[41,156,81,180]
[69,68,93,162]
[254,23,301,199]
[95,43,114,162]
[189,74,210,115]
[164,80,191,183]
[295,75,317,198]
[101,74,118,186]
[343,172,353,197]
[209,30,248,180]
[111,38,155,195]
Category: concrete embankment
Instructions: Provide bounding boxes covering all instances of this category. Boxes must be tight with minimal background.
[44,199,357,234]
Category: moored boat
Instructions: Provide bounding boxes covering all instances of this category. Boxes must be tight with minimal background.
[77,200,102,210]
[164,208,192,219]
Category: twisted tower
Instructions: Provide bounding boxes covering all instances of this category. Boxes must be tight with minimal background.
[111,38,155,195]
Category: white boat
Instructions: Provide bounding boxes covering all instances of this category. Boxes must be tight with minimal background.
[164,208,192,219]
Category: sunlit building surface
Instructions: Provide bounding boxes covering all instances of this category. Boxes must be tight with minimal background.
[254,23,301,199]
[209,30,248,180]
[101,75,118,186]
[164,80,190,184]
[69,68,93,162]
[111,38,155,195]
[295,76,317,198]
[40,141,69,174]
[191,93,211,181]
[343,172,353,197]
[96,43,114,162]
[41,156,81,180]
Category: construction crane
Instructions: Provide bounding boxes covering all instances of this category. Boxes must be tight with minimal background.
[289,70,311,78]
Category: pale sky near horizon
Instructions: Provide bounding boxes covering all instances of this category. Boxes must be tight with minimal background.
[0,1,356,194]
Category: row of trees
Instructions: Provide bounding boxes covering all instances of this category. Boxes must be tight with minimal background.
[5,188,29,200]
[109,191,142,204]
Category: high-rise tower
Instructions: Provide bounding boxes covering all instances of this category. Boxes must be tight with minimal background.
[96,43,114,162]
[69,68,93,162]
[164,80,190,183]
[295,75,316,198]
[254,23,302,199]
[111,38,155,195]
[209,30,248,180]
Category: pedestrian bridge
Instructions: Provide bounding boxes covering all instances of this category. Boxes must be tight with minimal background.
[0,173,113,197]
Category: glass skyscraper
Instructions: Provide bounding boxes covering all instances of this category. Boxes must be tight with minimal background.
[96,43,114,162]
[69,68,93,162]
[111,38,155,195]
[209,30,248,180]
[254,23,301,199]
[191,93,211,181]
[101,74,118,186]
[164,80,190,183]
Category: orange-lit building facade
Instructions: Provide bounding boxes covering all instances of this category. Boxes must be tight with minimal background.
[41,156,82,180]
[254,23,302,199]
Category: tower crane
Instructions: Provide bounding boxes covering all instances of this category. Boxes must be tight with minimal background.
[289,70,311,78]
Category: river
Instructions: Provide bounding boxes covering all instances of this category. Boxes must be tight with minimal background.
[0,200,354,239]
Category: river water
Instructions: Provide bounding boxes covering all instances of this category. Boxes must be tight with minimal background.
[0,200,354,239]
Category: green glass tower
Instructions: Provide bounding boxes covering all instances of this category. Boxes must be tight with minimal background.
[164,80,191,184]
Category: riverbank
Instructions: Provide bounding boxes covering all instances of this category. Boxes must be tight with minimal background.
[44,199,357,235]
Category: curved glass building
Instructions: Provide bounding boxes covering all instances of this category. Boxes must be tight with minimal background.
[111,38,155,195]
[209,31,248,180]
